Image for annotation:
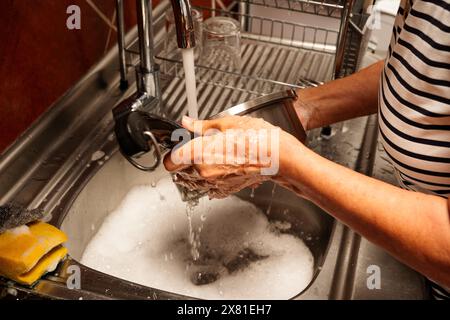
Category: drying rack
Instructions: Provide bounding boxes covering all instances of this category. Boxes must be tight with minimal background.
[150,0,368,119]
[239,0,347,17]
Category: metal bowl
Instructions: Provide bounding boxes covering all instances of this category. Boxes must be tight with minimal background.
[210,89,306,142]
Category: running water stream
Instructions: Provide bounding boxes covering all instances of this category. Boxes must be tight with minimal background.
[181,48,199,119]
[181,47,203,261]
[186,200,201,261]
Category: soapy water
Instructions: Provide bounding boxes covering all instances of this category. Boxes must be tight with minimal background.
[81,177,314,299]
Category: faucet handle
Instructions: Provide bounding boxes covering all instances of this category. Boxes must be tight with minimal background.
[113,104,191,171]
[128,111,186,150]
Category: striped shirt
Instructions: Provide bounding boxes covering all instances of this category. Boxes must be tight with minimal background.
[378,0,450,299]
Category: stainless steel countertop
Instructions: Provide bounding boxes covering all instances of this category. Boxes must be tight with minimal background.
[0,5,427,299]
[299,118,427,299]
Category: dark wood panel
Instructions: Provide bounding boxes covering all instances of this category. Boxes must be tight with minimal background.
[0,0,220,153]
[0,0,137,152]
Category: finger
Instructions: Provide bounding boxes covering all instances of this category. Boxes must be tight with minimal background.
[163,152,191,172]
[163,138,196,172]
[181,116,197,132]
[182,116,237,135]
[164,136,205,172]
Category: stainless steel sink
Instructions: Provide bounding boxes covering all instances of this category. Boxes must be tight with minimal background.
[60,150,334,299]
[0,0,427,299]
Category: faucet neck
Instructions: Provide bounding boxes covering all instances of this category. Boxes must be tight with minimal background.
[134,0,161,104]
[170,0,196,49]
[136,0,155,73]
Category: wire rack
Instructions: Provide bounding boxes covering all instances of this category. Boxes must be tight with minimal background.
[338,12,369,77]
[240,0,345,17]
[152,0,366,119]
[158,44,330,120]
[156,8,337,93]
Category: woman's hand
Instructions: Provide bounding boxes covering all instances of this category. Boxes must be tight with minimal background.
[163,115,302,198]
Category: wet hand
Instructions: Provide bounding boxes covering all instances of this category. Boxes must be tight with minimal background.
[163,116,300,198]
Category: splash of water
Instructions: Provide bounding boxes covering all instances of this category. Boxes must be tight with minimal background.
[266,184,277,215]
[186,200,201,261]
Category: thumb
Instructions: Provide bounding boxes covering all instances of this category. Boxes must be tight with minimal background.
[163,148,191,172]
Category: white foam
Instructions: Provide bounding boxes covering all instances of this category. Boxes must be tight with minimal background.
[81,177,314,299]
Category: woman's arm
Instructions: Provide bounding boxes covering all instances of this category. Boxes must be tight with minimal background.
[165,116,450,287]
[276,136,450,287]
[297,60,384,130]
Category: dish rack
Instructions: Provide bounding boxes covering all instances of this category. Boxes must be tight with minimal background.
[152,0,368,120]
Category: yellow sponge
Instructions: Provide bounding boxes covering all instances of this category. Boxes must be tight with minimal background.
[0,222,67,284]
[12,246,68,285]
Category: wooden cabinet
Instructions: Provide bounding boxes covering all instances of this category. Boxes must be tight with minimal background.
[0,0,137,152]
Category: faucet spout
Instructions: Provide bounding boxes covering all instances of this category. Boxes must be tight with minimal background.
[170,0,196,49]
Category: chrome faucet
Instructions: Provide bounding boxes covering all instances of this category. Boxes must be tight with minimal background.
[112,0,196,171]
[169,0,196,49]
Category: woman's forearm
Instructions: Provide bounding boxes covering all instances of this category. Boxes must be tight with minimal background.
[276,139,450,286]
[296,60,384,130]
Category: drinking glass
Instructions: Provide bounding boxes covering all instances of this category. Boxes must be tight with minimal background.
[201,16,241,71]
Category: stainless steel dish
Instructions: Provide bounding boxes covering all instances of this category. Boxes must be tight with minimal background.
[211,89,306,143]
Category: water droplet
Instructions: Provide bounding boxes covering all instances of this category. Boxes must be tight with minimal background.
[6,288,17,296]
[91,150,105,161]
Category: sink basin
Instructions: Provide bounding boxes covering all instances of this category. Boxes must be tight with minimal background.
[60,150,334,299]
